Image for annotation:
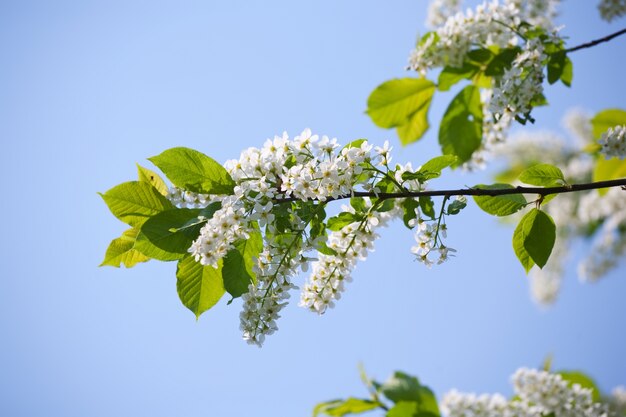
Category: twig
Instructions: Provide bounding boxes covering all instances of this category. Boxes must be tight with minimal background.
[276,178,626,203]
[566,28,626,53]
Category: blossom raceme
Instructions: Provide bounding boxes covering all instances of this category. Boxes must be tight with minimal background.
[168,130,461,345]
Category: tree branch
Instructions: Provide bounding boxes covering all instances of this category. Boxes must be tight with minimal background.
[278,178,626,203]
[565,28,626,53]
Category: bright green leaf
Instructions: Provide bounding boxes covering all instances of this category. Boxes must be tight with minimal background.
[380,373,439,416]
[591,109,626,139]
[134,205,219,261]
[328,212,362,231]
[149,147,235,195]
[513,209,556,272]
[367,78,436,145]
[100,228,150,268]
[419,196,435,219]
[418,155,458,179]
[437,63,478,92]
[438,85,483,164]
[402,199,420,228]
[518,164,565,187]
[222,228,263,298]
[593,158,626,195]
[313,398,381,417]
[342,139,367,151]
[446,198,467,215]
[547,52,567,85]
[387,401,439,417]
[560,56,573,87]
[100,181,174,228]
[137,164,168,196]
[176,255,225,318]
[473,184,527,216]
[558,371,601,402]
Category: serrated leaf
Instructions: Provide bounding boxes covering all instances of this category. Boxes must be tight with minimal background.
[387,401,439,417]
[176,255,225,318]
[327,212,361,231]
[485,47,520,76]
[137,164,168,195]
[438,85,483,164]
[222,228,263,298]
[396,107,432,146]
[380,373,439,416]
[149,147,235,195]
[100,181,174,228]
[419,196,435,219]
[402,198,420,228]
[593,158,626,195]
[367,78,436,145]
[558,371,601,402]
[438,63,479,92]
[100,228,150,268]
[547,51,566,85]
[418,155,458,179]
[313,398,381,417]
[473,184,527,216]
[591,109,626,139]
[342,139,367,151]
[134,205,219,261]
[513,209,556,272]
[518,164,565,187]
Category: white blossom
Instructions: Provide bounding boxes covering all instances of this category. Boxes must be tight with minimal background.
[599,125,626,159]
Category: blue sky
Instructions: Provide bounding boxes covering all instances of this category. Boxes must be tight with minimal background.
[1,1,625,416]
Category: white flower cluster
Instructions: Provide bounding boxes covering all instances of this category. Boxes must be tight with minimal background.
[300,200,401,314]
[599,125,626,159]
[489,38,546,120]
[442,368,610,417]
[410,209,457,267]
[177,129,451,345]
[510,0,560,30]
[166,186,213,208]
[409,1,521,75]
[426,0,462,28]
[598,0,626,22]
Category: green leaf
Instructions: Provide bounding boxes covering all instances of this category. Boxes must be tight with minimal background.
[437,63,479,92]
[418,155,458,179]
[134,205,219,261]
[438,85,483,164]
[313,398,381,417]
[473,184,527,216]
[149,147,235,195]
[387,401,439,417]
[100,228,150,268]
[419,197,435,219]
[518,164,565,187]
[593,158,626,195]
[100,181,174,228]
[591,109,626,139]
[547,52,568,85]
[380,372,421,403]
[350,197,368,213]
[485,47,520,77]
[137,164,168,196]
[342,139,367,151]
[176,255,225,318]
[560,56,573,87]
[512,209,556,272]
[558,371,601,402]
[328,212,361,231]
[366,78,436,145]
[222,228,263,298]
[402,198,420,228]
[446,197,467,215]
[379,373,439,416]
